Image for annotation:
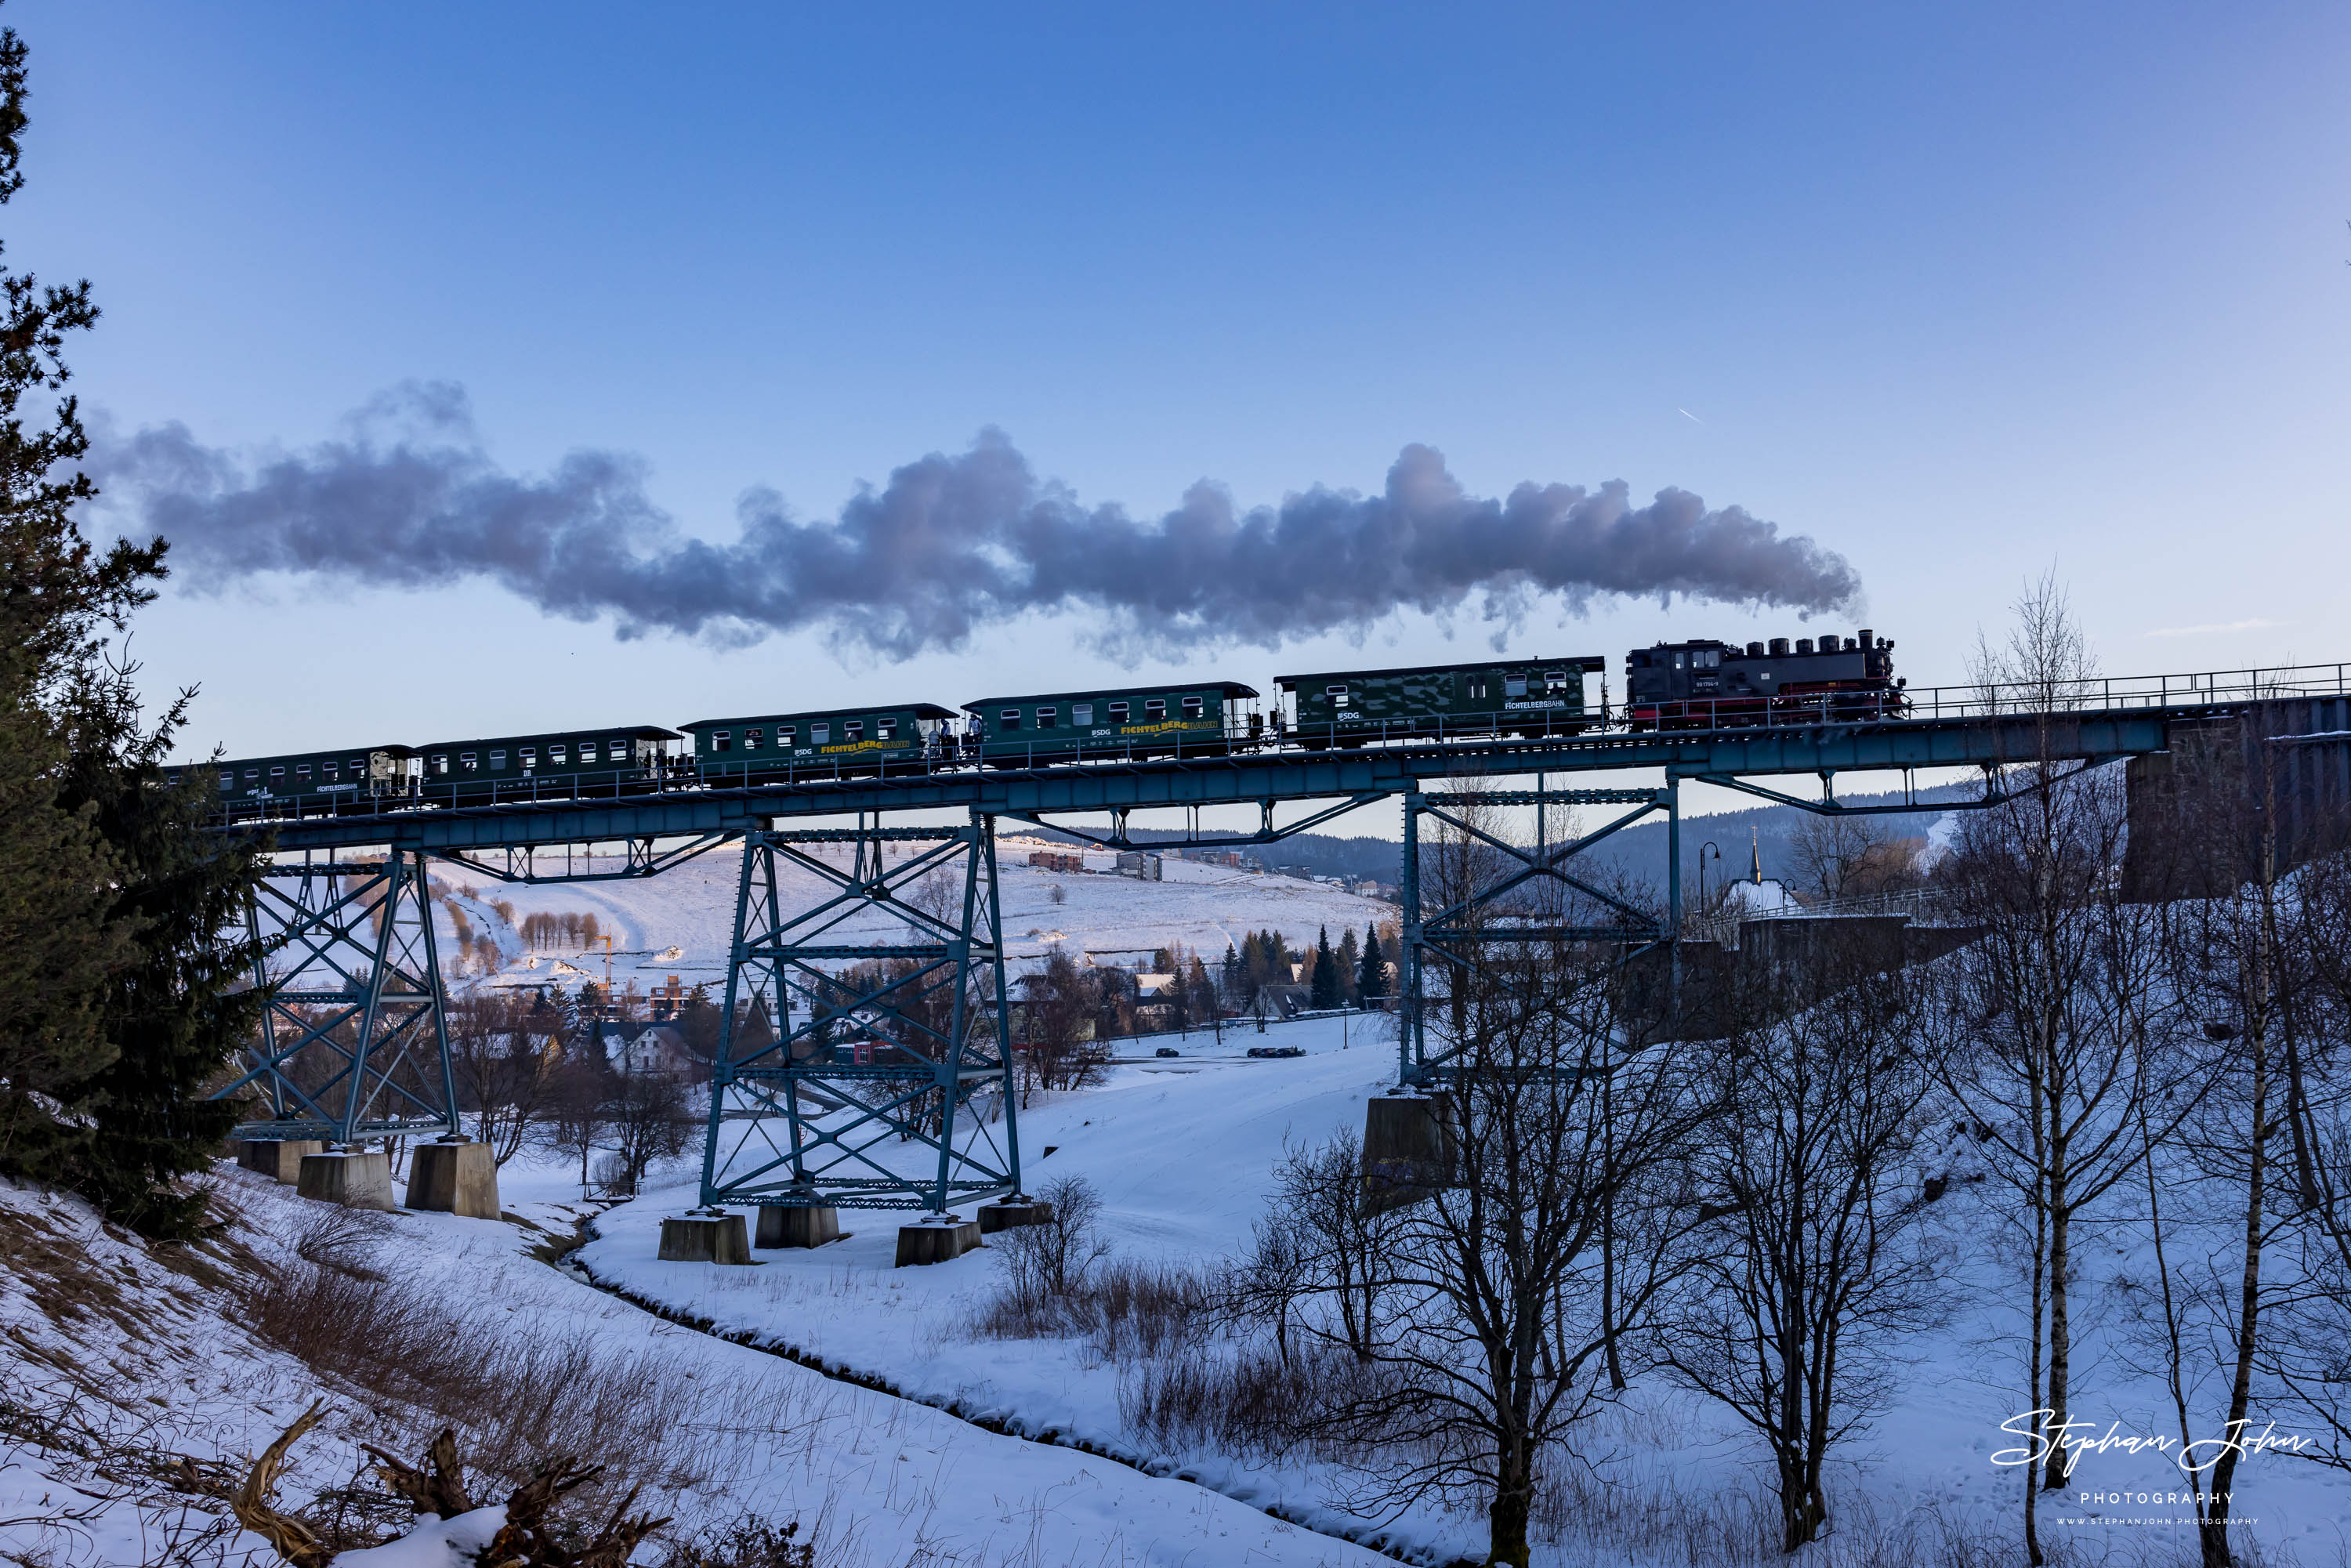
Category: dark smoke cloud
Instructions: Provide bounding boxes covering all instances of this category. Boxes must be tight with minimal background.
[91,382,1861,661]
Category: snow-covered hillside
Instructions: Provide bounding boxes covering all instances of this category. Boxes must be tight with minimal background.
[579,1013,2351,1568]
[423,837,1396,994]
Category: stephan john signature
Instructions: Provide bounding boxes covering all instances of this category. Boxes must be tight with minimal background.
[1993,1411,2311,1479]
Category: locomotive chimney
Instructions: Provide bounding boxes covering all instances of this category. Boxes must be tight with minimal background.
[1745,641,1764,657]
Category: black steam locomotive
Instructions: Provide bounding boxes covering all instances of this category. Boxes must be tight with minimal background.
[1622,630,1904,731]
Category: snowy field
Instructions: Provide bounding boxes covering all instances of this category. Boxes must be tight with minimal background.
[578,1014,2351,1568]
[0,1151,1394,1567]
[422,836,1395,994]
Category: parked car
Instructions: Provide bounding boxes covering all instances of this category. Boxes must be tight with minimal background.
[1154,1046,1181,1058]
[1245,1045,1305,1059]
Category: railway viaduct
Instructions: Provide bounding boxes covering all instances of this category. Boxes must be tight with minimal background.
[208,672,2351,1263]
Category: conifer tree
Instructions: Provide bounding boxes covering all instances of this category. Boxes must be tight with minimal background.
[0,12,264,1234]
[1310,925,1340,1009]
[1358,923,1387,1003]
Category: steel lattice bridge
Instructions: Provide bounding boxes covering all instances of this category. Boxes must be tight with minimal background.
[211,663,2351,1216]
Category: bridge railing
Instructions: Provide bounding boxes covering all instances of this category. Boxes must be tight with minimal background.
[201,661,2351,827]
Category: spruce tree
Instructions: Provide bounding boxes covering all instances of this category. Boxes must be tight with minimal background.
[1309,925,1340,1009]
[0,13,264,1235]
[1357,923,1387,1003]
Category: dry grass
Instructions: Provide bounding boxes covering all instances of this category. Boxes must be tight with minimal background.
[245,1208,829,1519]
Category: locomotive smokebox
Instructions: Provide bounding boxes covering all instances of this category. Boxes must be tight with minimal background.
[1770,638,1791,657]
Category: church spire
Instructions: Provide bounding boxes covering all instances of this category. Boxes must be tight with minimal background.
[1750,826,1762,885]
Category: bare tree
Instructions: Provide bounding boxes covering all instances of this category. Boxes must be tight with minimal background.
[603,1067,694,1195]
[1302,943,1718,1566]
[446,993,559,1166]
[1665,960,1943,1550]
[1266,1130,1394,1362]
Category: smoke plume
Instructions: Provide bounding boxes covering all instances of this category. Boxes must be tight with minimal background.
[92,382,1861,661]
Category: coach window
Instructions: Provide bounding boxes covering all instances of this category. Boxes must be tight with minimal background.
[245,767,260,780]
[322,761,339,779]
[430,755,448,776]
[775,726,795,746]
[489,750,506,769]
[270,766,285,781]
[1070,704,1092,726]
[841,720,860,741]
[1107,701,1128,722]
[1000,708,1023,731]
[220,773,235,791]
[1146,698,1167,720]
[1505,673,1528,697]
[296,763,312,780]
[549,744,567,766]
[745,728,763,750]
[350,758,366,776]
[1182,696,1204,720]
[519,747,537,768]
[805,723,826,744]
[877,718,897,741]
[460,752,477,772]
[710,732,730,752]
[1035,708,1055,728]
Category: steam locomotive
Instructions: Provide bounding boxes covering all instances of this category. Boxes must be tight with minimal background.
[1622,630,1904,731]
[182,630,1906,819]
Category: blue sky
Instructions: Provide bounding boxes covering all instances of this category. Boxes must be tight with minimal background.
[12,2,2349,773]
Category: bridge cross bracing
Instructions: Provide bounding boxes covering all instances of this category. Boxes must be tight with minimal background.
[213,682,2339,1216]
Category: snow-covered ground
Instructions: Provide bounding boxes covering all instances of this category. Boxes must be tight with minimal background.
[576,1013,2351,1568]
[0,1149,1396,1567]
[419,838,1395,994]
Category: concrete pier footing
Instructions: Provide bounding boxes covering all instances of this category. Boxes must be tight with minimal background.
[295,1148,396,1211]
[755,1204,841,1249]
[895,1214,982,1266]
[237,1139,324,1183]
[405,1139,502,1219]
[658,1212,751,1264]
[1362,1092,1457,1213]
[976,1200,1052,1234]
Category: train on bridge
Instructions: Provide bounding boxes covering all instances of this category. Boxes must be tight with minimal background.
[182,630,1904,819]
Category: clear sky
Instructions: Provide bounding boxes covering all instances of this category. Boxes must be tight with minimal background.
[12,3,2349,788]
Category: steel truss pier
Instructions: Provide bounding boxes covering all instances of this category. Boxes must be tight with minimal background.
[697,812,1021,1214]
[222,851,458,1143]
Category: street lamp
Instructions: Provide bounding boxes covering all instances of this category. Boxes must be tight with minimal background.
[1697,840,1723,924]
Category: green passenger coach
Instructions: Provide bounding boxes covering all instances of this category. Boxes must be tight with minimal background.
[412,726,679,806]
[199,744,417,817]
[962,682,1260,766]
[680,704,960,782]
[1273,655,1607,748]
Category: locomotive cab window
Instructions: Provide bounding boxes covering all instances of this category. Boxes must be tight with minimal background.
[999,708,1022,731]
[1181,696,1204,720]
[1070,704,1092,726]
